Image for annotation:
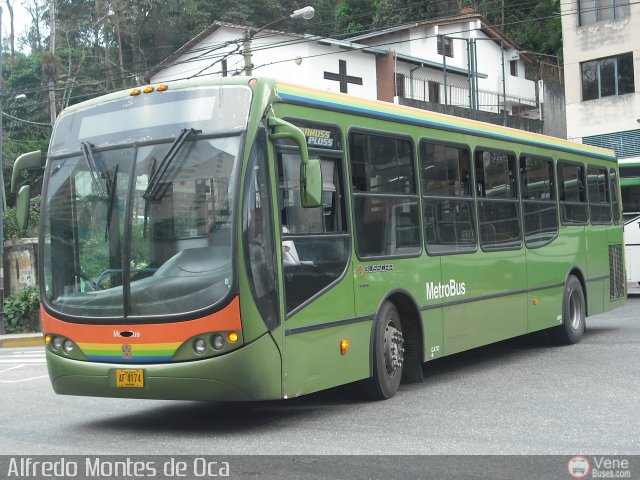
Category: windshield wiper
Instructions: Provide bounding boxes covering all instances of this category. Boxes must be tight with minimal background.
[80,142,109,198]
[143,128,200,200]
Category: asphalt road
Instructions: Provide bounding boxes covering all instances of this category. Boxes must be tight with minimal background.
[1,298,639,459]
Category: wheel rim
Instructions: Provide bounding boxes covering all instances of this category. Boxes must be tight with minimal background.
[568,289,582,330]
[383,320,404,378]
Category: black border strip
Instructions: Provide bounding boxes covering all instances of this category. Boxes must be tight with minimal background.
[285,281,570,335]
[587,274,610,282]
[285,315,373,336]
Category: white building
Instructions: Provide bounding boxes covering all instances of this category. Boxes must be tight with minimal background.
[560,0,640,177]
[146,13,539,120]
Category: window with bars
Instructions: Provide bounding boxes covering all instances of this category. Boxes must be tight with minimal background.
[581,53,635,101]
[437,36,453,58]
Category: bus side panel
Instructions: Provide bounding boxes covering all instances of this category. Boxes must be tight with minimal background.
[422,308,444,362]
[282,279,367,398]
[441,250,527,355]
[525,233,582,332]
[586,226,609,315]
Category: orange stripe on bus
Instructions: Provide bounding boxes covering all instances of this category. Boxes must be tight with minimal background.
[41,297,242,344]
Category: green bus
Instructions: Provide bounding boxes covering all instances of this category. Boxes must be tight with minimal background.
[619,162,640,293]
[12,77,625,401]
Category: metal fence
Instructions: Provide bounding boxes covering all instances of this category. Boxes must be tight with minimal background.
[398,74,537,114]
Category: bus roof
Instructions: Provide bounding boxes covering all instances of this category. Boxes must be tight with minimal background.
[275,81,617,163]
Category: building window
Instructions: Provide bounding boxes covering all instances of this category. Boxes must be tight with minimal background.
[428,81,440,103]
[581,53,635,101]
[578,0,630,25]
[437,35,453,58]
[510,60,518,77]
[395,73,405,98]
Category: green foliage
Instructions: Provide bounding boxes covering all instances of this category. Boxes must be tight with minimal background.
[3,287,40,333]
[3,196,41,240]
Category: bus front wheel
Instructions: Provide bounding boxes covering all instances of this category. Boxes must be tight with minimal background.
[366,302,404,400]
[550,275,586,344]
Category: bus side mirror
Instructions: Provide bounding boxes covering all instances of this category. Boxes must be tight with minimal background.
[11,150,43,193]
[15,185,31,231]
[268,117,322,208]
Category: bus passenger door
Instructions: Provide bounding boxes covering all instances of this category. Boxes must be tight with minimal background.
[274,141,362,398]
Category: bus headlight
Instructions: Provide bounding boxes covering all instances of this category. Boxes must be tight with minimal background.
[52,336,63,351]
[193,338,207,355]
[211,334,225,350]
[63,339,75,354]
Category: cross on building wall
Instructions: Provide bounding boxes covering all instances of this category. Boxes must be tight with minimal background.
[324,60,363,94]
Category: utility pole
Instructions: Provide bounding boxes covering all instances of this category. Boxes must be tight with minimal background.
[0,6,5,333]
[243,6,315,76]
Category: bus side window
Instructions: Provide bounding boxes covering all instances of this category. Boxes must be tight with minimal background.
[420,141,476,255]
[558,161,588,224]
[474,149,521,251]
[588,166,612,224]
[349,132,420,257]
[520,156,558,248]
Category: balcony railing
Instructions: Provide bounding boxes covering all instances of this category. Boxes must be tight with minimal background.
[397,74,537,115]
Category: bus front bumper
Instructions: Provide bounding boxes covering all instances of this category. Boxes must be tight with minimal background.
[46,333,282,401]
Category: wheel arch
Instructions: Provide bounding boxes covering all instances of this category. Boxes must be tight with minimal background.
[370,289,424,383]
[567,267,588,317]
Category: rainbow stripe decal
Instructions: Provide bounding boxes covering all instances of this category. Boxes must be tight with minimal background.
[275,82,616,162]
[41,297,243,365]
[79,342,182,363]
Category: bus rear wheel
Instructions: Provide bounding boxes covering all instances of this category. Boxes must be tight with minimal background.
[366,302,404,400]
[550,275,585,344]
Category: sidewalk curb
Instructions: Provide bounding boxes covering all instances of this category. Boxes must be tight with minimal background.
[0,335,44,348]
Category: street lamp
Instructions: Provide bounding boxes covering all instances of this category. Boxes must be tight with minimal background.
[243,6,315,76]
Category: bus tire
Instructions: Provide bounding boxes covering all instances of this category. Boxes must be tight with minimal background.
[550,275,586,344]
[366,302,404,400]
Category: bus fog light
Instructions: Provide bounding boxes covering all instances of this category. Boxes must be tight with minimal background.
[62,339,74,354]
[211,334,225,350]
[52,336,63,351]
[193,338,207,355]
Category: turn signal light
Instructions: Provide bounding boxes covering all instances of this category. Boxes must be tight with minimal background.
[227,332,239,343]
[340,339,349,355]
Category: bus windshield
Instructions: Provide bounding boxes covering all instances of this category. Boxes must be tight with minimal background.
[41,86,250,320]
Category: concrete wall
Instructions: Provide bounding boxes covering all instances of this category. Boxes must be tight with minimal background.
[3,239,38,297]
[541,81,567,139]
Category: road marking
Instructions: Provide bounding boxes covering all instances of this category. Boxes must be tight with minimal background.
[0,358,46,364]
[0,365,27,374]
[0,375,48,384]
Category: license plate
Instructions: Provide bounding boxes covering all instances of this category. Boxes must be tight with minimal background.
[116,369,144,388]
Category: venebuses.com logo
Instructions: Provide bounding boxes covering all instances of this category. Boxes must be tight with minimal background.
[567,456,632,479]
[568,456,591,479]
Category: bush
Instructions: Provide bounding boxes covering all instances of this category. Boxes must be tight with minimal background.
[3,286,40,333]
[3,196,40,240]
